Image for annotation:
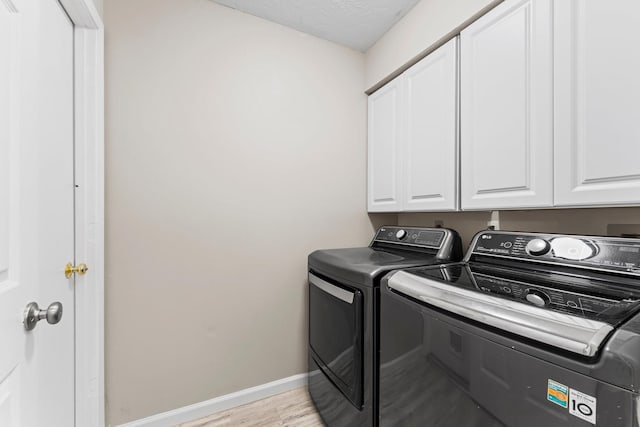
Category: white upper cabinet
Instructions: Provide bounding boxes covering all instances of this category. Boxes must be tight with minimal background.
[460,0,553,210]
[403,38,458,211]
[368,78,403,212]
[554,0,640,207]
[368,38,458,212]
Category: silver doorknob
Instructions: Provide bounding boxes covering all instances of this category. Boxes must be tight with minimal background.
[23,301,63,331]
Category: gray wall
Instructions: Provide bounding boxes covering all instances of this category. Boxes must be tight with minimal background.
[398,208,640,252]
[104,0,385,424]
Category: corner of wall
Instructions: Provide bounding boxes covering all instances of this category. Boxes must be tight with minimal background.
[364,0,498,89]
[93,0,103,19]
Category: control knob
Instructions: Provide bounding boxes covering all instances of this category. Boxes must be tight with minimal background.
[526,238,551,256]
[525,289,550,308]
[396,229,407,240]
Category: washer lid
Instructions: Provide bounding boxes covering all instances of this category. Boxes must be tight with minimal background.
[413,262,640,323]
[388,262,640,357]
[388,269,618,357]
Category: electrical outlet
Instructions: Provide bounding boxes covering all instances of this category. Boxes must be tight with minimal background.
[487,211,500,230]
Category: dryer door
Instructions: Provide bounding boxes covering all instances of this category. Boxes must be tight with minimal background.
[308,272,363,408]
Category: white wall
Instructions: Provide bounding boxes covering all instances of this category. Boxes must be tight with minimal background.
[104,0,387,424]
[365,0,496,88]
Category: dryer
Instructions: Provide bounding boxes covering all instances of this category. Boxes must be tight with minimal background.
[308,226,462,426]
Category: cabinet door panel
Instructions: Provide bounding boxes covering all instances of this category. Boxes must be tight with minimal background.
[368,79,402,212]
[460,0,553,210]
[404,38,458,211]
[554,0,640,206]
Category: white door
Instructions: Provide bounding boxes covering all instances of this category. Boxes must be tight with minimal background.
[368,78,403,212]
[403,37,458,211]
[554,0,640,207]
[0,0,75,426]
[460,0,553,210]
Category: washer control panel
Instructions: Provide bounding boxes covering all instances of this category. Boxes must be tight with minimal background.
[374,226,446,249]
[472,271,623,315]
[471,231,640,273]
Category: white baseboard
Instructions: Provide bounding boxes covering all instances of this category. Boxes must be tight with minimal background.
[115,373,309,427]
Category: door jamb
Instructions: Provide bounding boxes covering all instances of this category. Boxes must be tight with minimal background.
[57,0,104,426]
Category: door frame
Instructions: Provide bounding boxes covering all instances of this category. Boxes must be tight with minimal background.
[57,0,104,425]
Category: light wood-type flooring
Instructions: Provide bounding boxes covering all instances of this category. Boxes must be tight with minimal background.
[177,387,325,427]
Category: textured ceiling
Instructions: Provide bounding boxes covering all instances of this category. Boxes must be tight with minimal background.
[209,0,421,52]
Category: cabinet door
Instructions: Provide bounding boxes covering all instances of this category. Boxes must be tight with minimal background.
[368,78,403,212]
[403,38,458,211]
[554,0,640,206]
[460,0,553,210]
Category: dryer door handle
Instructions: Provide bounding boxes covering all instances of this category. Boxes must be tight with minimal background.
[309,273,354,304]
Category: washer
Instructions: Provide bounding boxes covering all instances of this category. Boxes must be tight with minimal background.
[308,226,462,427]
[380,230,640,426]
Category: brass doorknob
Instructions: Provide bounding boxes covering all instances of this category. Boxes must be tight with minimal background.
[65,263,88,279]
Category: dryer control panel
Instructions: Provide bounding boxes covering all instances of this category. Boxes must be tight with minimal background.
[470,231,640,274]
[373,226,445,249]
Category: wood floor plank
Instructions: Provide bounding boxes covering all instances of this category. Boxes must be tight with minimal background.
[177,387,324,427]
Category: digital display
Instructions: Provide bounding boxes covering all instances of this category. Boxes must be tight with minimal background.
[416,231,443,247]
